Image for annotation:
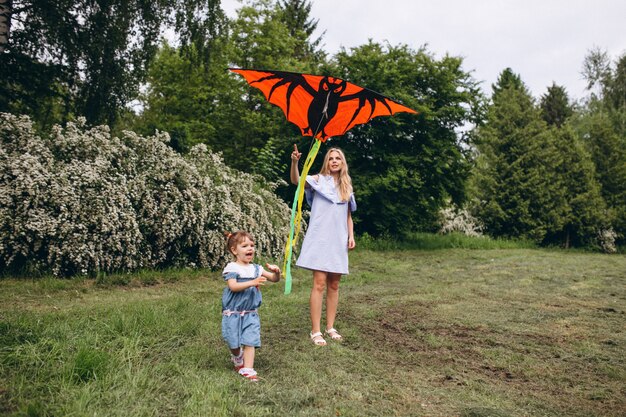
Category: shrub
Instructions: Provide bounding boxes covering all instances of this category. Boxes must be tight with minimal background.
[0,113,289,276]
[439,204,484,237]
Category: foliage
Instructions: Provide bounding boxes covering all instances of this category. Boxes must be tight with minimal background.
[131,42,231,153]
[134,0,324,184]
[277,0,325,62]
[439,204,484,237]
[0,0,228,127]
[547,125,608,247]
[576,50,626,243]
[0,113,289,276]
[540,83,573,127]
[471,70,607,248]
[328,41,485,237]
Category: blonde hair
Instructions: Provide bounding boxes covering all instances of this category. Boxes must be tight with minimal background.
[224,230,254,256]
[319,147,353,202]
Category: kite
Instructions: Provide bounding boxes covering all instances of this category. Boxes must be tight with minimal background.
[229,68,417,294]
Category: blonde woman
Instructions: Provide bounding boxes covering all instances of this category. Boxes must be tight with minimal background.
[290,144,356,346]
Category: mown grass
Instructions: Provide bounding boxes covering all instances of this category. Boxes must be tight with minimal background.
[1,243,625,416]
[358,232,537,251]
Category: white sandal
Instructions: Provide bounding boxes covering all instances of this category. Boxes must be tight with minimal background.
[325,328,342,341]
[310,331,327,346]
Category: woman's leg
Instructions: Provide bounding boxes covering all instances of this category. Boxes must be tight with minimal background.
[325,273,341,331]
[310,270,328,334]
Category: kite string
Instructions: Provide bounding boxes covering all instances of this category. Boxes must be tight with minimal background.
[282,139,321,294]
[282,95,329,294]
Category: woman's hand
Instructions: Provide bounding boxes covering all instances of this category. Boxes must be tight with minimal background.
[291,144,301,161]
[290,144,302,185]
[348,236,356,250]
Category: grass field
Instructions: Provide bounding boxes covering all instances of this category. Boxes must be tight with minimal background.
[1,246,625,416]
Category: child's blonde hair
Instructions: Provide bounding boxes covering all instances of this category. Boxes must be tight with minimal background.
[224,230,254,255]
[319,147,353,202]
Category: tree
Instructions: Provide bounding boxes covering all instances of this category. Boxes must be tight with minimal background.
[277,0,325,62]
[0,0,228,128]
[576,49,626,242]
[0,0,10,53]
[548,125,607,247]
[472,69,607,246]
[136,0,325,182]
[472,78,563,241]
[540,83,573,127]
[572,109,626,241]
[132,42,230,153]
[491,67,528,98]
[330,42,484,237]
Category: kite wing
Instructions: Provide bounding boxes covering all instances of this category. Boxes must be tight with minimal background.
[229,68,416,141]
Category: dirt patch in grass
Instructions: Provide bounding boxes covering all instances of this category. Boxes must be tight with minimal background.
[0,387,15,415]
[344,295,626,416]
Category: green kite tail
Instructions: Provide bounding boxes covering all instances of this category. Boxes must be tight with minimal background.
[282,139,322,294]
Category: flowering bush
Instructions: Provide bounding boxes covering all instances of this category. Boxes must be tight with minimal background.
[596,228,617,254]
[0,113,290,276]
[439,204,484,237]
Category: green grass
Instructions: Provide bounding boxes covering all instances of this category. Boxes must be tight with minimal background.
[1,246,625,416]
[358,232,537,251]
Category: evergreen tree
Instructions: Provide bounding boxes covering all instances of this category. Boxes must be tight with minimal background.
[473,68,609,246]
[472,82,562,241]
[540,83,573,127]
[491,68,528,98]
[548,125,607,247]
[277,0,325,62]
[474,71,556,241]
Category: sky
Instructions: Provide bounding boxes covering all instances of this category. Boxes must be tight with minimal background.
[221,0,626,101]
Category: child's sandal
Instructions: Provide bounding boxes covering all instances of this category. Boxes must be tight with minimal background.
[310,331,327,346]
[231,352,244,371]
[325,328,342,341]
[238,368,259,382]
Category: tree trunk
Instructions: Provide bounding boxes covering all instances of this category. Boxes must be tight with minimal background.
[565,228,570,249]
[0,0,11,53]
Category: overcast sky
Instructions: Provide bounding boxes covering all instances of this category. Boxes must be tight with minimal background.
[221,0,626,101]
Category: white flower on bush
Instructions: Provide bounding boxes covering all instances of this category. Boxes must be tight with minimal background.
[0,113,289,276]
[597,228,617,254]
[439,204,484,237]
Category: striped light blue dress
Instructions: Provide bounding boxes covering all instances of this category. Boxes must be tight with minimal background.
[296,175,356,274]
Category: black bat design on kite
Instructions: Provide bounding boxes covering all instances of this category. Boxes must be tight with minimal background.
[230,68,416,141]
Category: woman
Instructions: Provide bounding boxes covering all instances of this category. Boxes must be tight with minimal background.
[290,144,356,346]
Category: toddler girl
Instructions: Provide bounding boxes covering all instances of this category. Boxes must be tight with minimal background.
[221,231,280,381]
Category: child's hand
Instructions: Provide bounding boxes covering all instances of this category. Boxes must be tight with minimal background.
[265,263,280,274]
[254,276,268,287]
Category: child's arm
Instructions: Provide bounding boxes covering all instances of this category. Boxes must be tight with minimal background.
[227,276,267,292]
[262,263,281,282]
